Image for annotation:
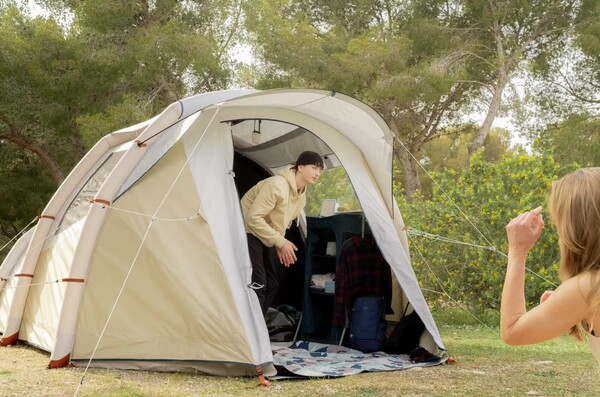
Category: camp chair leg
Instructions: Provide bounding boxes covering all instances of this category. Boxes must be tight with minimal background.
[339,310,349,345]
[339,327,347,346]
[292,311,303,344]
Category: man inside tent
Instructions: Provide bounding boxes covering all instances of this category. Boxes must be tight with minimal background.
[241,151,324,315]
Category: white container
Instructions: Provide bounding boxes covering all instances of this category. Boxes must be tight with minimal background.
[326,241,336,256]
[320,199,337,217]
[325,280,335,294]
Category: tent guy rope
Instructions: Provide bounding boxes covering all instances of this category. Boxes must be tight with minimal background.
[0,217,37,253]
[394,136,495,248]
[394,136,558,289]
[407,232,492,328]
[0,211,200,295]
[73,105,223,397]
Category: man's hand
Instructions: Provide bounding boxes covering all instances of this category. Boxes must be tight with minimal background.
[276,240,298,267]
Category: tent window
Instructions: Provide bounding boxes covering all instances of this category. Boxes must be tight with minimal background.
[305,167,361,217]
[55,152,124,235]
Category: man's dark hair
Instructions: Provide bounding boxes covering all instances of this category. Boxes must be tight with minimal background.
[293,151,324,170]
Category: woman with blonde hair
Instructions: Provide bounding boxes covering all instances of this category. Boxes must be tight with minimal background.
[501,167,600,363]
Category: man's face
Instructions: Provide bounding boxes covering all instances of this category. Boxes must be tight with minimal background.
[298,164,322,185]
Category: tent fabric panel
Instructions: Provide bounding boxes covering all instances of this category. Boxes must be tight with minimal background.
[234,128,339,171]
[56,151,125,236]
[182,111,272,367]
[0,225,32,332]
[20,222,82,351]
[222,90,327,109]
[116,90,257,198]
[73,140,255,365]
[69,359,276,377]
[0,130,138,344]
[177,89,257,119]
[0,228,35,330]
[0,277,18,333]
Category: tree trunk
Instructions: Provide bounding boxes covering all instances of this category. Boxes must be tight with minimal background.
[0,132,65,185]
[389,120,421,201]
[468,18,511,159]
[468,72,508,159]
[397,148,420,202]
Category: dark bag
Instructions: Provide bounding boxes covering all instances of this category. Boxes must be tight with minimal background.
[384,303,425,354]
[350,296,386,353]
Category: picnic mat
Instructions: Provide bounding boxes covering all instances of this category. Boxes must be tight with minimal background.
[271,340,446,378]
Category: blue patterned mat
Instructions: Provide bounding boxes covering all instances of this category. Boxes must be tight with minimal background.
[271,341,445,378]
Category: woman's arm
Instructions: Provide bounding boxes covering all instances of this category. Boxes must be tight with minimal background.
[501,207,590,344]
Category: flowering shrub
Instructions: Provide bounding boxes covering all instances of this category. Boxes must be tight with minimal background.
[398,152,572,312]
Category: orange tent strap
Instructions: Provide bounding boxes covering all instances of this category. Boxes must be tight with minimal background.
[91,199,111,206]
[15,273,34,278]
[62,278,85,283]
[48,353,70,369]
[0,332,18,346]
[37,215,56,220]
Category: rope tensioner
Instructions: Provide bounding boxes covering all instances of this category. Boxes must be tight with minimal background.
[37,214,56,220]
[91,198,111,206]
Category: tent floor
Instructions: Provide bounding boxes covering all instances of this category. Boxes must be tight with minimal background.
[270,341,446,378]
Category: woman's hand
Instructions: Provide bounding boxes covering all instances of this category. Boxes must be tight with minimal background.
[506,206,544,257]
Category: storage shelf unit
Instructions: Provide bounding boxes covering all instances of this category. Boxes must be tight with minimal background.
[302,213,371,341]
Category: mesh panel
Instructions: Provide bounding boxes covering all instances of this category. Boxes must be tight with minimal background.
[55,152,124,235]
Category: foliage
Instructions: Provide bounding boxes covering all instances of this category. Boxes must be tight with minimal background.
[398,151,570,312]
[416,126,512,197]
[521,1,600,133]
[0,141,55,262]
[533,114,600,167]
[305,167,360,216]
[244,0,482,199]
[0,1,239,244]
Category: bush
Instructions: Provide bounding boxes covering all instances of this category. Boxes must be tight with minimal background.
[398,151,571,312]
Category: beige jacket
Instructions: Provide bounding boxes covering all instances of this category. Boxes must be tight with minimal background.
[241,165,306,248]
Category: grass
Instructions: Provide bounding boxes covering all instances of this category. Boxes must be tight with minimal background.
[1,323,598,396]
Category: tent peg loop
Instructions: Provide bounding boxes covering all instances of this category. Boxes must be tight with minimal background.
[256,366,270,387]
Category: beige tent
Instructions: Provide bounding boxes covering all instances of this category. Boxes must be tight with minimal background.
[0,89,445,377]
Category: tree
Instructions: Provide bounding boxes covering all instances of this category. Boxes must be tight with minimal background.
[398,151,566,311]
[244,0,483,200]
[40,0,240,142]
[527,0,600,121]
[533,114,600,167]
[461,0,581,158]
[0,0,240,246]
[419,125,512,197]
[0,7,88,184]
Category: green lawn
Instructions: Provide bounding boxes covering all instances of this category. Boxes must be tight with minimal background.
[0,324,597,396]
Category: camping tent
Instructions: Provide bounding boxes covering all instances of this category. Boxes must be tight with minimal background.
[0,89,445,377]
